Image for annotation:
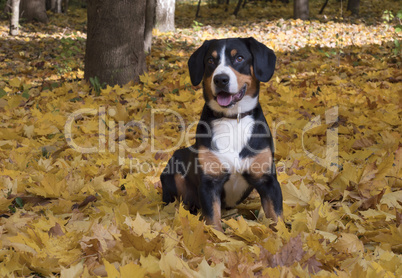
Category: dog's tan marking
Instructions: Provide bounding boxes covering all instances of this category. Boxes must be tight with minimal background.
[261,198,279,223]
[198,146,225,176]
[203,75,214,102]
[174,173,186,199]
[248,148,272,179]
[231,49,237,57]
[229,66,258,98]
[211,50,218,58]
[205,198,223,231]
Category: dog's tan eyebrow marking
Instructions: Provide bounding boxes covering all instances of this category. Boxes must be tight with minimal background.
[211,51,218,58]
[231,49,237,57]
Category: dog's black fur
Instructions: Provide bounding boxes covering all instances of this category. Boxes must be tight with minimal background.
[161,37,283,231]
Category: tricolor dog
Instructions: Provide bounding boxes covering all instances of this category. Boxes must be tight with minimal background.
[161,37,283,231]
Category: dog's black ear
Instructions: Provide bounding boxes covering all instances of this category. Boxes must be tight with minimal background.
[245,37,276,82]
[188,40,214,86]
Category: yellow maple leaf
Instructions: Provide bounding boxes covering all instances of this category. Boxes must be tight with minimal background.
[182,221,206,255]
[60,262,84,278]
[196,259,225,278]
[139,255,161,274]
[159,249,197,277]
[9,77,21,88]
[103,259,120,278]
[333,233,364,254]
[281,181,311,207]
[120,262,147,278]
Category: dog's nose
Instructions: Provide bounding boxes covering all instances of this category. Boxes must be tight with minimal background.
[213,74,230,88]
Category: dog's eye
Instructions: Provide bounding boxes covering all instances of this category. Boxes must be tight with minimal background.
[207,58,214,64]
[235,56,244,63]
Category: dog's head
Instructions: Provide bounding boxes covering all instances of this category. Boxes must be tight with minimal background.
[188,37,276,116]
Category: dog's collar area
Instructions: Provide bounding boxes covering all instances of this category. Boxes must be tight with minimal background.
[212,110,253,122]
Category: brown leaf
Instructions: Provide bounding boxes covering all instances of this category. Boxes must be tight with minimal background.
[303,255,322,274]
[359,189,385,210]
[48,223,65,237]
[396,211,402,228]
[154,151,169,161]
[71,195,97,210]
[352,137,375,150]
[8,194,51,207]
[269,234,306,267]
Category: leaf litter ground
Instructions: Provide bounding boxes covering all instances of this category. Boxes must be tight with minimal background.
[0,1,401,277]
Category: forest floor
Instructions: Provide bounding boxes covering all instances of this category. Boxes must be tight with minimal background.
[0,1,401,277]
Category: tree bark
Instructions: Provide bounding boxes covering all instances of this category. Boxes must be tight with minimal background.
[196,0,201,18]
[63,0,69,13]
[10,0,20,36]
[155,0,175,32]
[347,0,360,16]
[319,0,329,14]
[20,0,48,23]
[84,0,147,86]
[294,0,309,20]
[144,0,156,53]
[47,0,56,11]
[233,0,244,16]
[56,0,61,13]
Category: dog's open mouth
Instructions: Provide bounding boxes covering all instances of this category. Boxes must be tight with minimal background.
[216,84,247,107]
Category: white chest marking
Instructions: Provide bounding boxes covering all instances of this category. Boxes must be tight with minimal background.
[211,115,255,207]
[223,173,249,207]
[211,115,254,165]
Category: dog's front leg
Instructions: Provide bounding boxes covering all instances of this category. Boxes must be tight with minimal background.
[198,174,227,232]
[243,172,283,223]
[255,175,283,223]
[197,147,229,231]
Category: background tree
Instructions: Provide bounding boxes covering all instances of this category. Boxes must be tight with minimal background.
[155,0,175,32]
[5,0,48,23]
[294,0,309,20]
[20,0,48,23]
[144,0,156,53]
[46,0,69,13]
[84,0,147,86]
[347,0,360,16]
[9,0,20,36]
[233,0,245,17]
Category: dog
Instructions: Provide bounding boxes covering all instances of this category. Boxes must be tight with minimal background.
[161,37,283,231]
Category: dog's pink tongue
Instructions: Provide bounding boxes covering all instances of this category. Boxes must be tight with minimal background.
[217,92,232,107]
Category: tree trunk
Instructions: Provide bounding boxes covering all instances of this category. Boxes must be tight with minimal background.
[144,0,156,53]
[63,0,69,13]
[196,0,201,18]
[10,0,20,36]
[47,0,56,11]
[155,0,175,32]
[233,0,243,16]
[319,0,329,14]
[294,0,309,20]
[56,0,61,12]
[85,0,147,86]
[347,0,360,16]
[20,0,48,23]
